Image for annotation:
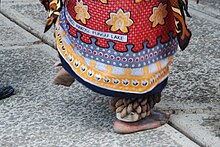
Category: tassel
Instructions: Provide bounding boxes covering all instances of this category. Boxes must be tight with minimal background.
[39,0,62,33]
[171,0,192,50]
[178,0,191,18]
[39,0,50,11]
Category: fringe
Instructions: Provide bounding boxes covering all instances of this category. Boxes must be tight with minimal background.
[178,0,191,17]
[170,0,192,50]
[39,0,62,33]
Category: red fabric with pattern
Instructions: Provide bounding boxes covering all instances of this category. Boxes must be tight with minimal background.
[66,0,177,52]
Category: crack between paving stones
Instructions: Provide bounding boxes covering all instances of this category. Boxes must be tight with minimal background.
[0,40,44,48]
[189,6,219,18]
[0,10,56,50]
[168,121,204,147]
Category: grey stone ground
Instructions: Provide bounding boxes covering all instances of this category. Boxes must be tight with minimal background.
[199,0,220,10]
[0,0,220,146]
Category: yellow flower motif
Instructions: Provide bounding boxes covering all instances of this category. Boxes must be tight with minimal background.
[74,1,90,24]
[149,3,168,28]
[106,8,133,33]
[100,0,107,3]
[135,0,150,3]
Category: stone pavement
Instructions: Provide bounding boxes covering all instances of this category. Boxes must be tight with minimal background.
[0,0,219,146]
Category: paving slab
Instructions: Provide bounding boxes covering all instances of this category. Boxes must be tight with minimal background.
[0,0,46,24]
[170,113,220,147]
[163,13,220,103]
[0,1,55,47]
[0,44,199,146]
[0,13,39,47]
[189,1,220,22]
[198,0,220,11]
[160,12,220,147]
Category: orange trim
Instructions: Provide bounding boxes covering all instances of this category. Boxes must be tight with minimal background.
[55,23,172,93]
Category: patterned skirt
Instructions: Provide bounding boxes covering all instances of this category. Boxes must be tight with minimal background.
[42,0,191,98]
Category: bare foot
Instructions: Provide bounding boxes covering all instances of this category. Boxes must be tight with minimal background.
[114,111,170,134]
[53,68,75,86]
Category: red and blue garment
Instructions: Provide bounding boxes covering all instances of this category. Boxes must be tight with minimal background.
[40,0,192,98]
